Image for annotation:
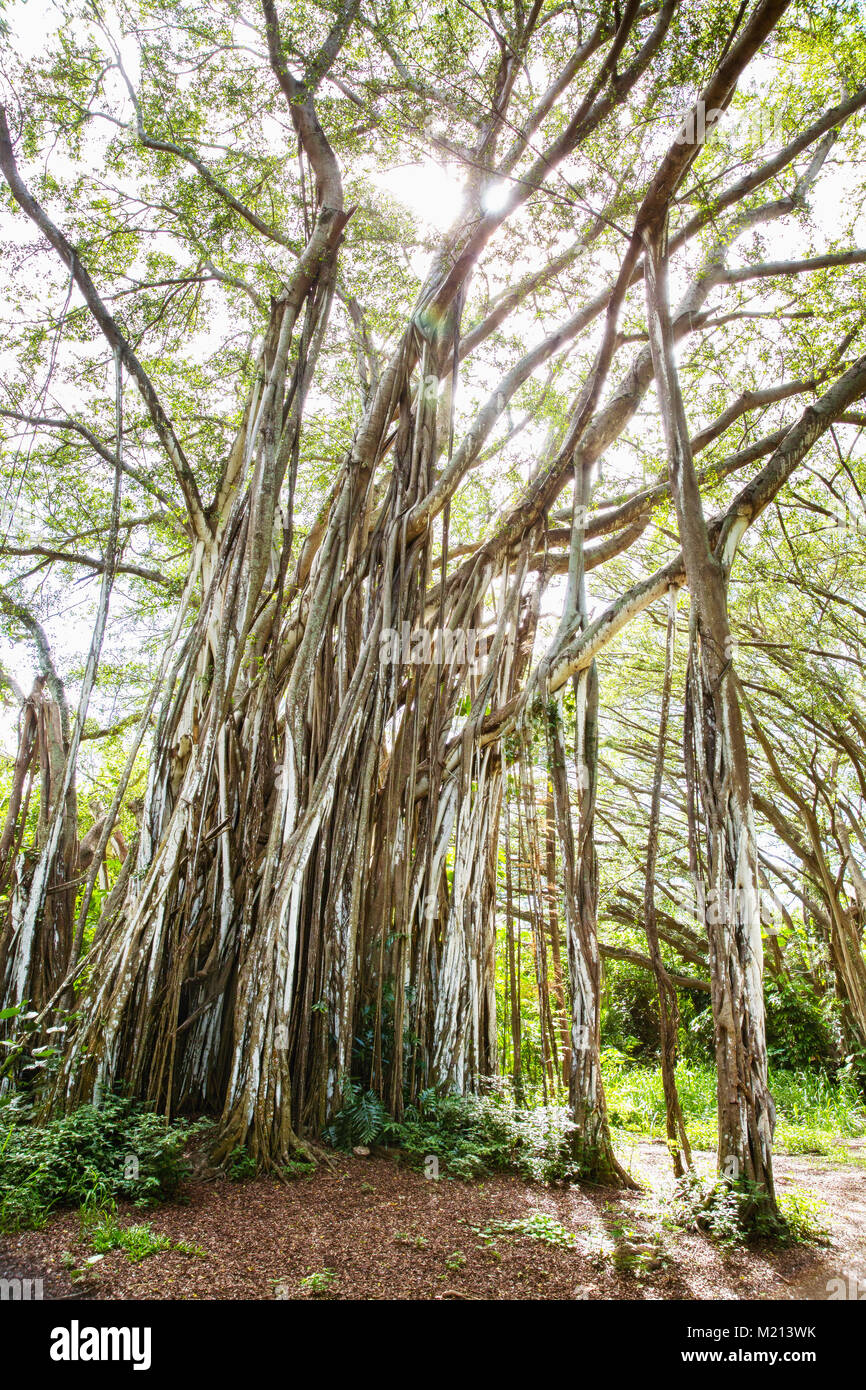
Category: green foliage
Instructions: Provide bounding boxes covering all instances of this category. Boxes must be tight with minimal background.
[0,1096,206,1231]
[60,1249,104,1285]
[351,986,423,1092]
[279,1156,316,1181]
[224,1146,258,1182]
[764,979,840,1070]
[680,978,841,1071]
[1,0,864,1218]
[668,1171,753,1246]
[668,1171,831,1247]
[771,1069,866,1156]
[776,1186,832,1244]
[603,1057,866,1158]
[0,1000,68,1090]
[299,1268,336,1296]
[329,1083,584,1182]
[600,961,667,1062]
[599,966,842,1074]
[326,1082,394,1149]
[473,1210,578,1250]
[85,1206,169,1261]
[80,1188,205,1262]
[225,1144,314,1181]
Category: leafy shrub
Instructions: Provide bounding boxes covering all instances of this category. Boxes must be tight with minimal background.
[681,980,842,1072]
[668,1170,831,1246]
[763,979,839,1071]
[326,1082,394,1149]
[474,1210,578,1249]
[0,1096,207,1231]
[224,1146,258,1181]
[668,1171,752,1246]
[328,1081,584,1182]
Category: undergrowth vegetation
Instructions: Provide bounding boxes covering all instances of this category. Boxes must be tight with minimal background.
[667,1171,832,1247]
[602,1053,866,1159]
[327,1081,582,1181]
[0,1095,206,1232]
[0,1057,860,1251]
[79,1189,205,1263]
[327,1058,865,1183]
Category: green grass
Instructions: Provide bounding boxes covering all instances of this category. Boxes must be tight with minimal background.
[603,1054,866,1160]
[80,1189,206,1263]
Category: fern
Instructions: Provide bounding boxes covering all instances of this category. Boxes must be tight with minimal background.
[351,1091,386,1145]
[326,1083,389,1148]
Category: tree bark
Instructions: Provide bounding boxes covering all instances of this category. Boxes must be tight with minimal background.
[644,221,776,1216]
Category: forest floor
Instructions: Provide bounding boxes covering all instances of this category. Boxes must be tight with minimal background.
[2,1139,864,1300]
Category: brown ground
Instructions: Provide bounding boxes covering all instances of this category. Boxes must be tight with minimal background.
[1,1142,863,1301]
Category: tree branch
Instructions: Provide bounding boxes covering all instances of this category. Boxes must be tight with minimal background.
[0,107,210,543]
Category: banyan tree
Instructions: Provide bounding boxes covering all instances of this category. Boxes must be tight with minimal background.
[2,0,866,1220]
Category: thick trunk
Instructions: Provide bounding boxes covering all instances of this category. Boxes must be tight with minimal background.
[48,219,520,1161]
[644,223,777,1215]
[684,623,776,1205]
[50,205,352,1158]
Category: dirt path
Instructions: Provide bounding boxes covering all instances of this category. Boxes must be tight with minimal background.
[1,1143,863,1300]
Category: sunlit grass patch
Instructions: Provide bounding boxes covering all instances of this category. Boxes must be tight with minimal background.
[602,1054,866,1160]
